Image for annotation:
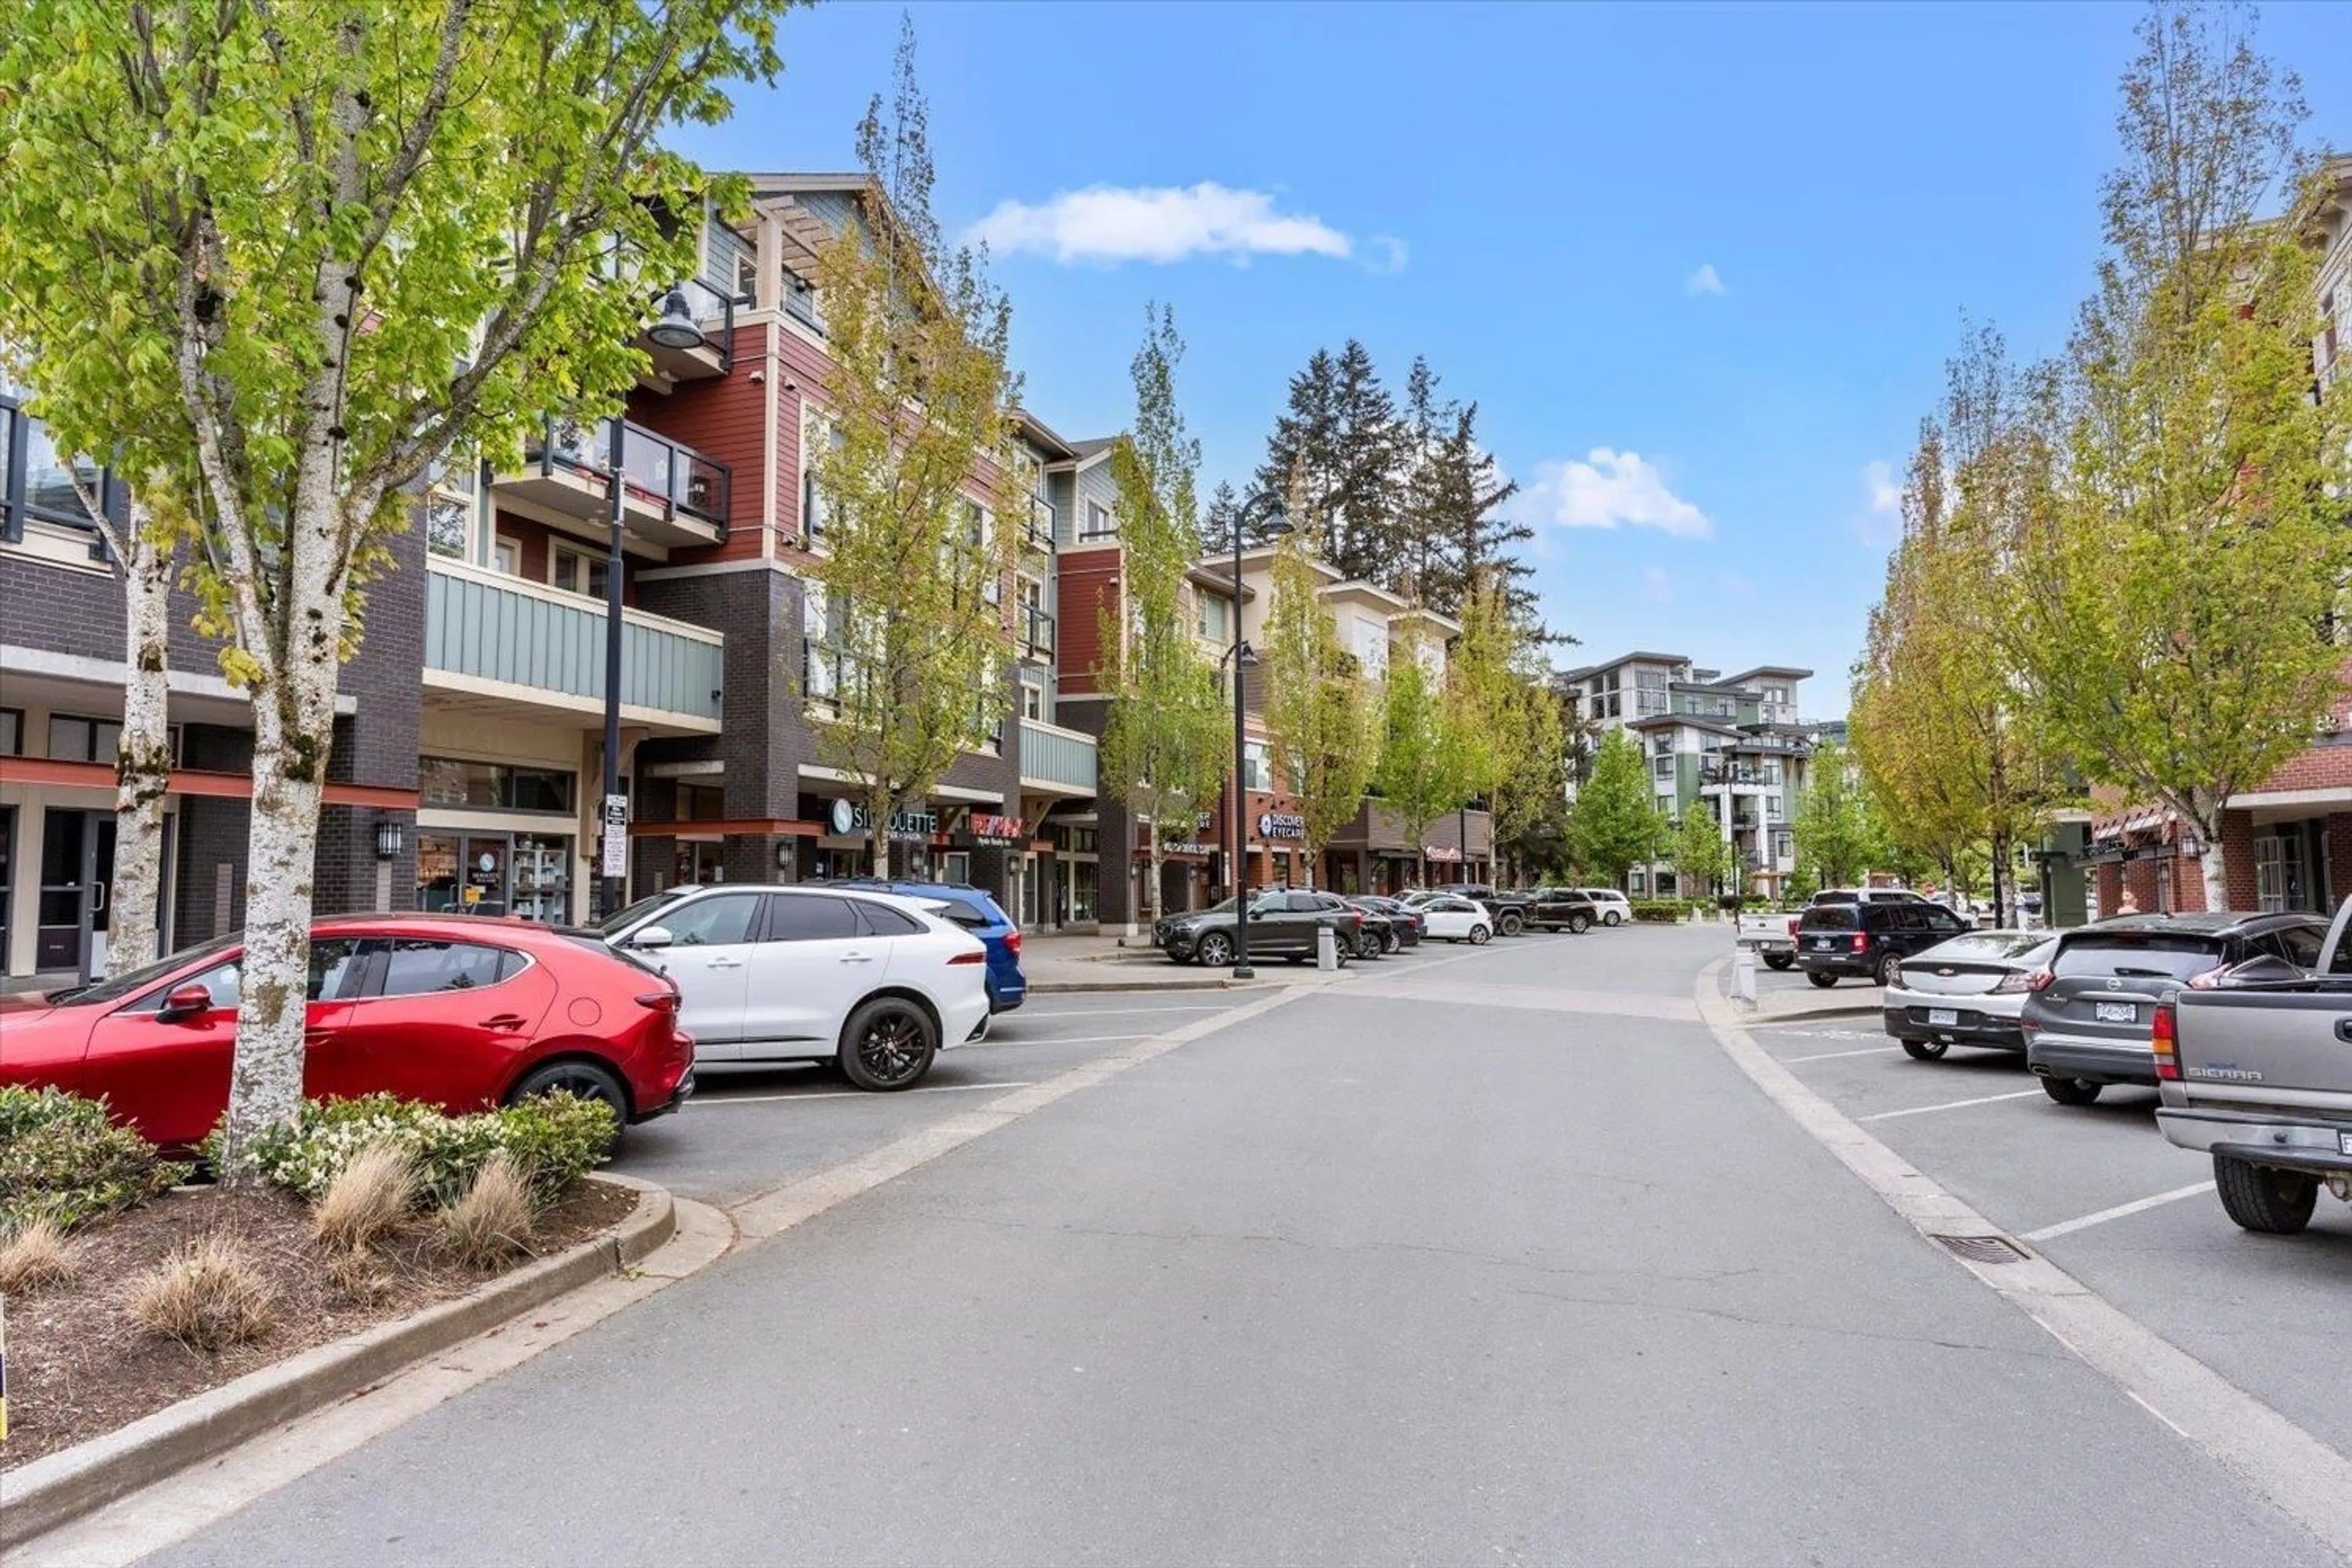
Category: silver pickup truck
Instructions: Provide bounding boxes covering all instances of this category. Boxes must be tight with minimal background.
[2155,897,2352,1235]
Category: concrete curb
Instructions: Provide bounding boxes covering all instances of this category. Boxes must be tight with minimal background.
[1740,1000,1885,1025]
[0,1174,674,1552]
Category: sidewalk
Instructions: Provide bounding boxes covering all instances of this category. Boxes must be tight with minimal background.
[1019,931,1322,994]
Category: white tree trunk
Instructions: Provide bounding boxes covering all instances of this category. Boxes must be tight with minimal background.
[107,529,175,977]
[2199,831,2230,915]
[217,499,347,1182]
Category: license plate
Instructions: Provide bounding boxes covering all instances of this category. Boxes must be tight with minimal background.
[2094,1001,2136,1024]
[1928,1008,1959,1027]
[1811,937,1836,950]
[2339,1131,2352,1157]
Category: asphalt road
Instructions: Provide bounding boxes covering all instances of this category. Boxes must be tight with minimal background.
[135,923,2345,1567]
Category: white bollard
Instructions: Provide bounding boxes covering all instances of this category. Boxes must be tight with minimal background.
[1316,925,1339,971]
[1733,944,1758,1004]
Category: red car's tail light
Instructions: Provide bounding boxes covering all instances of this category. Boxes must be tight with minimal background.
[2150,1001,2179,1080]
[635,990,680,1014]
[1850,933,1869,953]
[1005,928,1022,957]
[948,949,986,965]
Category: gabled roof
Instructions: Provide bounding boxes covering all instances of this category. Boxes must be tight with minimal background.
[1322,579,1413,613]
[1011,410,1077,462]
[1186,564,1256,601]
[1062,437,1118,472]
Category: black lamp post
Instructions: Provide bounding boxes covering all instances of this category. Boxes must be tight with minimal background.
[597,413,630,922]
[1225,493,1290,979]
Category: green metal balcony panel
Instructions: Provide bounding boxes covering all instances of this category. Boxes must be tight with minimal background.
[1019,719,1097,793]
[426,566,722,721]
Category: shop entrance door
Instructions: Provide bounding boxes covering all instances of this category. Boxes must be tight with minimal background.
[36,809,115,981]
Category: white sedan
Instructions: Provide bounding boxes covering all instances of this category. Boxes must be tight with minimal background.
[1416,895,1493,944]
[597,884,991,1090]
[1882,930,2057,1063]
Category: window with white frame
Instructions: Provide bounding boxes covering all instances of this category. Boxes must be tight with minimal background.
[1197,594,1229,643]
[801,413,843,545]
[424,448,479,560]
[1243,740,1273,793]
[551,545,609,601]
[1082,499,1115,540]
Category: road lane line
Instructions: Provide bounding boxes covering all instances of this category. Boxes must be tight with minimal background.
[1694,959,2352,1558]
[976,1033,1152,1047]
[1782,1045,1898,1063]
[2021,1183,2217,1243]
[693,1080,1038,1106]
[1859,1088,2044,1121]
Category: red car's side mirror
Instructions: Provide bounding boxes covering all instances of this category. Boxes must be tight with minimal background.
[158,982,215,1022]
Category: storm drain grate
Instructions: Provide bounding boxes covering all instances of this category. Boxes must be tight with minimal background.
[1931,1233,2029,1265]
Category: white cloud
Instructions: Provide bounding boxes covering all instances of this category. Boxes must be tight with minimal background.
[1858,459,1904,549]
[1526,448,1713,538]
[1686,263,1726,297]
[964,183,1356,266]
[1366,235,1411,274]
[1640,567,1674,603]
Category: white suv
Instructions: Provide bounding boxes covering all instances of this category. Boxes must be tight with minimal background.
[1575,888,1634,927]
[596,884,991,1090]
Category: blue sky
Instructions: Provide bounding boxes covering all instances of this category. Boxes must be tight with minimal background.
[677,1,2350,717]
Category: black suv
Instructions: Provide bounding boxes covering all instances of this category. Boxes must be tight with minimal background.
[2020,911,2330,1106]
[1796,900,1972,988]
[1156,890,1362,967]
[1435,884,1594,937]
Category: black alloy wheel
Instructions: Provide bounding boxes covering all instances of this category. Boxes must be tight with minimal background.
[839,998,938,1091]
[506,1060,630,1129]
[1566,911,1593,935]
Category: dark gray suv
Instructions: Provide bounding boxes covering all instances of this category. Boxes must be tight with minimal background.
[2020,911,2330,1106]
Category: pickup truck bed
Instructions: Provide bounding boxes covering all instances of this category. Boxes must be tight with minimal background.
[2155,899,2352,1235]
[1734,912,1798,970]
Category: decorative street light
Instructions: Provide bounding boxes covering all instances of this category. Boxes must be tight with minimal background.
[1223,493,1290,979]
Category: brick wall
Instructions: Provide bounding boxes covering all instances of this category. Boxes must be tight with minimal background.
[2331,813,2352,905]
[2221,814,2260,909]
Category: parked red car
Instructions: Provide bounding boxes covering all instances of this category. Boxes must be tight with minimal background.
[0,913,693,1147]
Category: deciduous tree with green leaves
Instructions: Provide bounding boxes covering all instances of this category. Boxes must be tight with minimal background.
[1569,729,1664,891]
[1096,306,1230,927]
[1261,522,1381,888]
[1371,627,1466,886]
[1792,742,1882,889]
[805,20,1027,876]
[1668,802,1732,903]
[1998,4,2348,913]
[0,0,789,1174]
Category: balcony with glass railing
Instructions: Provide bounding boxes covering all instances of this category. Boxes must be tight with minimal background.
[499,417,730,552]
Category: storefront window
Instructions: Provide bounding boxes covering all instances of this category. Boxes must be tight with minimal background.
[417,831,573,922]
[420,757,576,813]
[1072,859,1098,922]
[511,834,571,924]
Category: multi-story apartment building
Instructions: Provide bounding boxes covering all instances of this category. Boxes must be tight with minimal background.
[1560,650,1820,896]
[0,172,1063,987]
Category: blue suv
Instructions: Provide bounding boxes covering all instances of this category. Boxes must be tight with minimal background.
[821,879,1027,1012]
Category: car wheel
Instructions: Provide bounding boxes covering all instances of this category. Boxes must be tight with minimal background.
[1498,910,1524,938]
[1567,912,1593,935]
[1195,932,1234,968]
[2038,1075,2103,1106]
[1468,923,1492,945]
[1807,972,1838,989]
[839,997,939,1091]
[1875,953,1903,987]
[1900,1039,1949,1062]
[506,1060,630,1133]
[2212,1153,2318,1235]
[1763,954,1795,971]
[1357,930,1383,960]
[1603,911,1623,927]
[1381,929,1401,956]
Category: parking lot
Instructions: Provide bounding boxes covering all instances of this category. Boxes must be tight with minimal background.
[1747,1012,2352,1459]
[608,938,1485,1212]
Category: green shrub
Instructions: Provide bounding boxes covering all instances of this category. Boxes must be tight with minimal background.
[207,1092,615,1206]
[1629,900,1686,924]
[0,1086,191,1232]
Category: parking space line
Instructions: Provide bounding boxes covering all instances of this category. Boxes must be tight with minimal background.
[1858,1087,2045,1122]
[1016,1005,1232,1019]
[976,1033,1151,1047]
[1782,1045,1896,1063]
[695,1080,1038,1106]
[2021,1182,2217,1243]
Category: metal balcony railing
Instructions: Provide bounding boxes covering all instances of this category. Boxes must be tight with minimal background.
[1022,606,1055,658]
[526,416,730,533]
[1025,496,1055,552]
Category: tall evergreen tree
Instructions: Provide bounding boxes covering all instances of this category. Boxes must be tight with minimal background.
[1419,399,1529,621]
[1203,480,1243,553]
[1253,349,1341,546]
[1325,338,1403,584]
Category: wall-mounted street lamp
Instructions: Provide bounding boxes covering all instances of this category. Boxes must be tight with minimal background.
[374,816,405,861]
